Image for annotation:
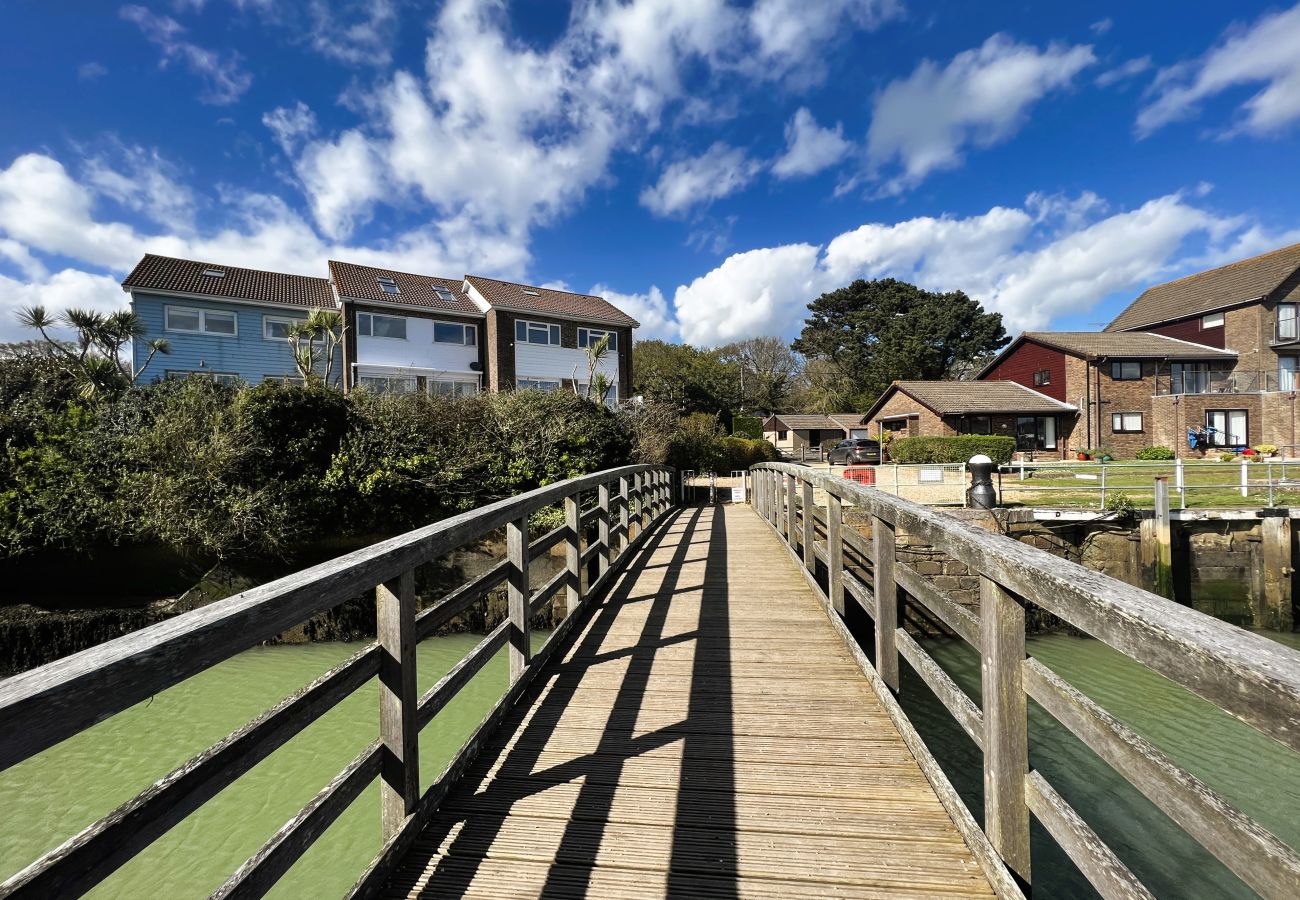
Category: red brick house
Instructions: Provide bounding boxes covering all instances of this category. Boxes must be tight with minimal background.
[1104,241,1300,453]
[979,331,1235,457]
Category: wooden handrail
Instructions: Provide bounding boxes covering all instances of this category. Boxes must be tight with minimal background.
[750,462,1300,900]
[0,464,677,900]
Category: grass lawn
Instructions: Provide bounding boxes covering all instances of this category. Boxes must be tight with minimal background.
[998,459,1300,509]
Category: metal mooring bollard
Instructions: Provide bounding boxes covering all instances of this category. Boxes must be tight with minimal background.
[968,454,997,509]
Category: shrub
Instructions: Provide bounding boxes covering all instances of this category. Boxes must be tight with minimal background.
[888,434,1016,465]
[1217,452,1237,462]
[719,436,779,471]
[1104,491,1137,522]
[731,415,763,439]
[1254,444,1279,455]
[1135,446,1175,461]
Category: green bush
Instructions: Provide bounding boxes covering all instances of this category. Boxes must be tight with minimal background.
[1135,446,1175,461]
[719,436,779,471]
[731,415,763,439]
[888,435,1016,464]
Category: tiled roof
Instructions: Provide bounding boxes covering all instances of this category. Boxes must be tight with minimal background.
[1107,242,1300,331]
[764,414,857,431]
[1021,331,1235,360]
[870,381,1076,419]
[328,260,480,316]
[465,275,639,328]
[122,254,333,308]
[828,414,869,430]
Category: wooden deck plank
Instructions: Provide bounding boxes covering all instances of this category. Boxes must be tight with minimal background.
[382,504,994,899]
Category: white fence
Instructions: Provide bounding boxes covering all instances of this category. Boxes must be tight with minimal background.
[997,459,1300,509]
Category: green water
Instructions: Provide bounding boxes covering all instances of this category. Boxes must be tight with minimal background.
[0,633,547,899]
[904,631,1300,899]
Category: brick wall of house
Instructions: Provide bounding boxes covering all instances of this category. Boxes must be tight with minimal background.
[1224,302,1270,382]
[981,340,1067,401]
[1261,391,1300,449]
[616,325,633,400]
[869,391,945,438]
[486,309,514,391]
[1151,394,1265,456]
[1093,359,1159,457]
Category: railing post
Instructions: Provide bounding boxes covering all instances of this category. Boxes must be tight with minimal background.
[1241,459,1249,499]
[871,516,899,690]
[827,491,844,616]
[597,481,611,577]
[1153,477,1173,599]
[639,472,650,532]
[980,575,1031,885]
[618,474,631,554]
[785,473,797,547]
[564,492,583,617]
[801,478,815,572]
[773,470,782,525]
[507,516,531,681]
[376,568,418,840]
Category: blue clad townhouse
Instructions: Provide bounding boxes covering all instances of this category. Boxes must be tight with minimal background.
[124,254,341,387]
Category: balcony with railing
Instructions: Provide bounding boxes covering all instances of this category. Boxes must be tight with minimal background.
[1154,369,1285,395]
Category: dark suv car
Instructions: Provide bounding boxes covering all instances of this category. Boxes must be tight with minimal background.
[827,438,881,465]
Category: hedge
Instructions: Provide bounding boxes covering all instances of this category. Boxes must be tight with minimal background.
[731,415,763,439]
[888,434,1016,464]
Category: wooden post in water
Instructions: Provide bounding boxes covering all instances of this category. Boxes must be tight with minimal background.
[507,516,531,681]
[376,569,418,840]
[801,478,815,573]
[1153,477,1174,600]
[980,575,1031,885]
[1261,514,1294,632]
[871,516,899,691]
[827,492,844,616]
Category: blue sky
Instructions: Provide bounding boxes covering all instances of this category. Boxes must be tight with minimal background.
[2,1,1300,345]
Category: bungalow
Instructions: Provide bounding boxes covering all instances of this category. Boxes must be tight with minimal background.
[864,381,1077,459]
[762,413,871,455]
[124,254,340,387]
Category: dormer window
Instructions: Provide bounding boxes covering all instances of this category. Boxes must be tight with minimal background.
[201,268,226,278]
[376,276,400,295]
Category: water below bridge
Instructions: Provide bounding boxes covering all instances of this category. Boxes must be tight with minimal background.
[1,581,1297,897]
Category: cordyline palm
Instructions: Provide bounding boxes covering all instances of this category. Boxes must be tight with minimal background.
[573,334,614,404]
[286,308,344,386]
[15,303,170,393]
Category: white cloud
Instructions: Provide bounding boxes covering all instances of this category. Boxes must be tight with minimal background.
[78,61,108,81]
[641,143,762,217]
[670,190,1267,345]
[748,0,903,83]
[120,5,252,105]
[674,243,823,343]
[1096,56,1152,88]
[590,284,679,341]
[263,102,318,155]
[82,143,196,229]
[772,107,852,179]
[1090,18,1113,36]
[305,0,400,67]
[0,270,125,343]
[1138,4,1300,137]
[866,34,1095,191]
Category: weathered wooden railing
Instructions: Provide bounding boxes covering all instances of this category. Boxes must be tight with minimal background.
[0,465,677,899]
[751,461,1300,900]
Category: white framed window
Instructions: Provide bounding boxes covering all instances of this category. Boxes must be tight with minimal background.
[1201,312,1224,329]
[577,381,619,409]
[433,321,476,345]
[1278,304,1298,342]
[1111,412,1144,433]
[430,379,479,397]
[357,312,407,340]
[263,315,303,340]
[517,378,561,392]
[432,286,457,302]
[577,327,618,351]
[1206,409,1247,446]
[357,374,417,394]
[165,305,237,337]
[515,319,561,346]
[376,276,400,295]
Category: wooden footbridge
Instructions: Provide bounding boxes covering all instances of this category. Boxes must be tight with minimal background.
[2,464,1299,898]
